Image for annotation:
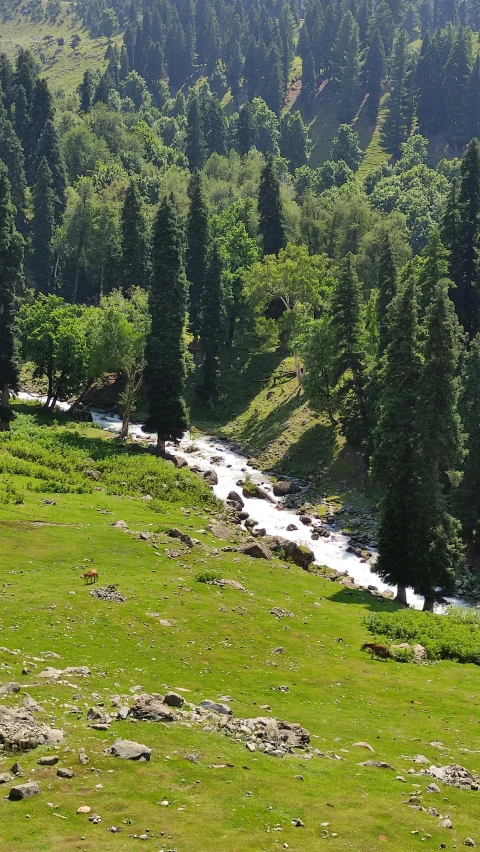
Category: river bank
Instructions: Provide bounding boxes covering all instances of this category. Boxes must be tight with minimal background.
[15,391,475,611]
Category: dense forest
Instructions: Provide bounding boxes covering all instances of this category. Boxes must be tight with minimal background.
[2,0,480,610]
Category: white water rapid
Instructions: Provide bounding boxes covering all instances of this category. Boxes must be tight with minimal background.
[15,391,471,611]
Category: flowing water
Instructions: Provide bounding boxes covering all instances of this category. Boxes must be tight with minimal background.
[15,392,471,611]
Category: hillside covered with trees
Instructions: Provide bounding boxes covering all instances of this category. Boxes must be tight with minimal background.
[3,0,480,610]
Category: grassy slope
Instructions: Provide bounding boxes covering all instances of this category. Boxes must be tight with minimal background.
[0,404,479,851]
[190,353,371,513]
[0,3,121,94]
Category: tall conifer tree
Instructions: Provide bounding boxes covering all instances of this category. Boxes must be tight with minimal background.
[331,253,367,444]
[186,171,209,336]
[0,164,23,430]
[198,242,225,404]
[258,158,286,256]
[457,333,480,564]
[144,196,188,454]
[34,119,67,223]
[364,29,385,123]
[31,157,55,294]
[371,278,423,603]
[120,181,149,292]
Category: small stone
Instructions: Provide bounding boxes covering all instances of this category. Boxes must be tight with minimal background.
[353,742,374,751]
[465,839,476,847]
[10,763,22,775]
[440,818,453,829]
[294,775,304,781]
[292,818,304,827]
[246,742,255,752]
[139,833,149,840]
[77,806,91,814]
[38,756,59,766]
[426,783,441,793]
[0,773,12,784]
[56,768,75,779]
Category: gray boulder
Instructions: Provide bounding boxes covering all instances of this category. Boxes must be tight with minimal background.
[199,699,232,715]
[238,542,272,560]
[129,694,176,722]
[163,692,184,708]
[109,738,152,761]
[9,781,40,800]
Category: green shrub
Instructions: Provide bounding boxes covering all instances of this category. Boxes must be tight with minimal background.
[388,645,415,663]
[196,570,222,584]
[365,607,480,664]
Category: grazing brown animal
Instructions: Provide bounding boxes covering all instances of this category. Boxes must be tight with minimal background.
[362,642,389,659]
[82,569,98,584]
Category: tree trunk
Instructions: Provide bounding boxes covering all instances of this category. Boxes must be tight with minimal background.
[395,584,407,605]
[119,400,132,440]
[50,371,66,410]
[422,596,435,612]
[0,383,10,431]
[44,368,53,410]
[156,436,166,456]
[69,379,93,413]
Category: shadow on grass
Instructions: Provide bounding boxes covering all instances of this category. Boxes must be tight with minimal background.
[328,585,401,613]
[275,420,338,477]
[188,351,285,430]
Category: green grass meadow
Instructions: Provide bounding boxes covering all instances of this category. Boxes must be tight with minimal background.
[0,403,478,850]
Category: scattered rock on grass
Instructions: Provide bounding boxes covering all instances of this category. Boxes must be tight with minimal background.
[199,699,232,715]
[9,782,40,800]
[238,541,272,559]
[163,692,184,708]
[0,705,64,750]
[109,739,152,761]
[37,756,59,766]
[90,585,126,603]
[428,764,479,790]
[358,760,395,770]
[129,694,176,722]
[56,768,75,779]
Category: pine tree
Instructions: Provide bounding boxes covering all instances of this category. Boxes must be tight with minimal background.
[144,196,188,454]
[468,55,480,140]
[417,281,463,609]
[382,30,410,155]
[258,158,286,256]
[198,242,225,404]
[444,26,472,149]
[186,171,209,337]
[204,94,226,156]
[376,232,397,358]
[34,119,66,223]
[0,164,23,430]
[364,29,385,124]
[453,138,480,333]
[331,253,367,445]
[301,50,316,114]
[279,111,309,171]
[457,333,480,564]
[0,117,26,233]
[330,124,363,171]
[335,13,362,121]
[31,157,55,294]
[417,229,450,311]
[370,277,424,603]
[237,101,256,155]
[120,181,149,292]
[185,95,206,171]
[266,60,284,117]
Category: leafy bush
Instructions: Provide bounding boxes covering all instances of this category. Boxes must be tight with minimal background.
[365,607,480,664]
[2,409,218,508]
[196,570,222,584]
[388,645,415,663]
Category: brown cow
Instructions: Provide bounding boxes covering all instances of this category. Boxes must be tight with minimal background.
[82,569,98,584]
[361,642,389,659]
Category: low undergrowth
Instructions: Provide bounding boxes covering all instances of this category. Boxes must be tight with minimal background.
[0,407,218,510]
[366,606,480,664]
